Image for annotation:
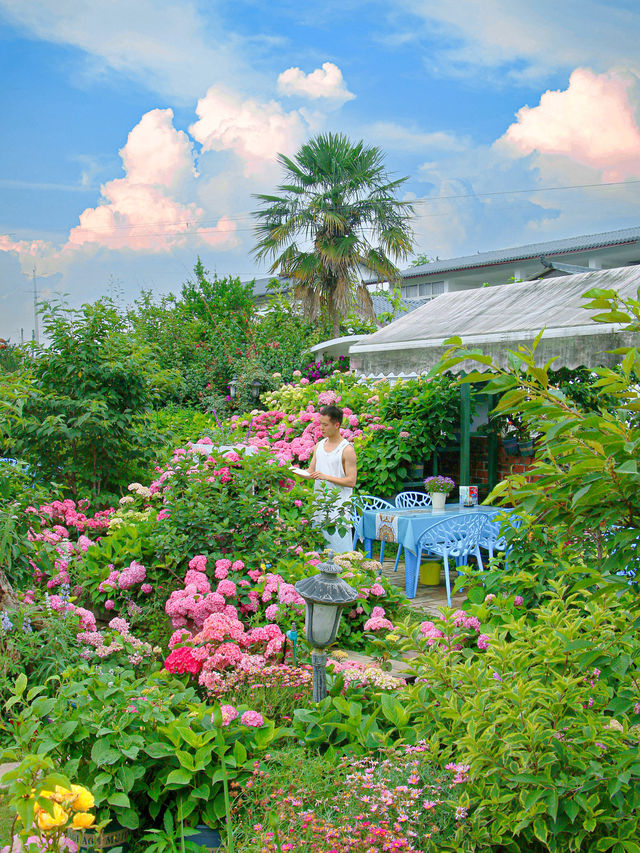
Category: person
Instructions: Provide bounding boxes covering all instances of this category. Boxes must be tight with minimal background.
[308,404,357,553]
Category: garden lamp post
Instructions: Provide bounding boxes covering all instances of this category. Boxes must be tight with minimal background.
[294,550,359,702]
[228,377,237,399]
[250,378,262,402]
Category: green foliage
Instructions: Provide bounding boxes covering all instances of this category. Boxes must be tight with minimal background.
[2,298,169,504]
[253,132,414,336]
[155,406,217,455]
[2,667,282,833]
[356,375,460,496]
[0,604,90,722]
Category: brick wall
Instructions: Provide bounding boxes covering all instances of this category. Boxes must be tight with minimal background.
[425,436,534,500]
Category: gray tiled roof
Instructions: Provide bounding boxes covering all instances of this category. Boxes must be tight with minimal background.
[366,225,640,283]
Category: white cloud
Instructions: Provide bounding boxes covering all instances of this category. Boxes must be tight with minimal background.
[277,62,355,105]
[367,121,468,152]
[190,86,309,177]
[394,0,640,83]
[498,68,640,181]
[0,0,254,101]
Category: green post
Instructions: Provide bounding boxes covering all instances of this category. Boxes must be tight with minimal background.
[487,393,498,490]
[460,381,471,487]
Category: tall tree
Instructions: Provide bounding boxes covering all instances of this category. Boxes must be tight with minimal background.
[252,133,414,337]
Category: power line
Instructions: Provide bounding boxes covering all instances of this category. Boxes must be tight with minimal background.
[25,176,640,238]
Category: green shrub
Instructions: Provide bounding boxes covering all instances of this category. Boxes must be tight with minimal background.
[2,298,173,505]
[3,667,282,832]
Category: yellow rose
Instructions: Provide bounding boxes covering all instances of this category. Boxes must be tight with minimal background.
[32,790,54,813]
[53,785,73,804]
[72,812,96,829]
[70,784,95,812]
[37,802,69,831]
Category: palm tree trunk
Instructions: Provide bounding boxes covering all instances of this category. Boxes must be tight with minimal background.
[332,312,340,338]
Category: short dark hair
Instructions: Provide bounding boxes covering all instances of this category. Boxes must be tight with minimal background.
[319,404,343,425]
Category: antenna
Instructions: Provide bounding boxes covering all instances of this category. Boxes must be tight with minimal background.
[32,266,39,344]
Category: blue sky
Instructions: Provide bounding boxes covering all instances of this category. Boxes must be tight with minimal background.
[2,0,640,339]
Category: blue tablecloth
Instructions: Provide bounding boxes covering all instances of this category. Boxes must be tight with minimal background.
[355,504,513,598]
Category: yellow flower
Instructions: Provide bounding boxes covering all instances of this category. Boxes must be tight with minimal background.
[385,634,400,643]
[37,802,69,831]
[53,785,73,804]
[331,650,349,660]
[72,812,96,829]
[70,785,95,811]
[32,790,54,813]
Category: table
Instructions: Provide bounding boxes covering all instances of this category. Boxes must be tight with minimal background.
[355,504,510,599]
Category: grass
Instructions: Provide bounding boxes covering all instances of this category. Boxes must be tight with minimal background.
[0,792,14,848]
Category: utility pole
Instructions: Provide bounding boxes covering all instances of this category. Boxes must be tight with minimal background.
[32,265,39,345]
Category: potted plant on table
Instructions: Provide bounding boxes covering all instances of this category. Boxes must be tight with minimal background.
[423,475,455,512]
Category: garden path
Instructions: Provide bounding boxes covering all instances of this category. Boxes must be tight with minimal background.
[380,557,465,616]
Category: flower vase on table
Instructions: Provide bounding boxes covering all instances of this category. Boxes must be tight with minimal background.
[423,475,455,513]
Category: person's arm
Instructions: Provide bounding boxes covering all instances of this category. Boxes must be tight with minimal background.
[307,445,318,474]
[311,444,357,488]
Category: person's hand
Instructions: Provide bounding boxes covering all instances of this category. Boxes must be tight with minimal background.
[310,471,326,480]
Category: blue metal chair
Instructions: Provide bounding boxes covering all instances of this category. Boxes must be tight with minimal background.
[351,494,394,562]
[412,513,486,605]
[392,492,432,571]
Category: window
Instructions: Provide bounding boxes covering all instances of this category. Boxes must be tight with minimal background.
[401,280,445,300]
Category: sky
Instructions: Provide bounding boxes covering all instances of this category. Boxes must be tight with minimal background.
[2,0,640,340]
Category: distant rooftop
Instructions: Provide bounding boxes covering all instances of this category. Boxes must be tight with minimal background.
[364,225,640,284]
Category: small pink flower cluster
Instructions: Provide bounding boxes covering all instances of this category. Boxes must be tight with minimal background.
[28,498,114,533]
[77,616,155,665]
[363,606,394,632]
[46,593,96,632]
[419,608,489,652]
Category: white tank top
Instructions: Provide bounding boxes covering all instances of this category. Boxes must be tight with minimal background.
[314,438,352,507]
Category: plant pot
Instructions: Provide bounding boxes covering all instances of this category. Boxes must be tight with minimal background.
[419,560,441,586]
[188,825,223,850]
[517,439,535,457]
[502,436,519,457]
[68,823,131,852]
[430,492,447,512]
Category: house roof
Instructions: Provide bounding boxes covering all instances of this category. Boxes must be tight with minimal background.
[364,225,640,284]
[350,265,640,372]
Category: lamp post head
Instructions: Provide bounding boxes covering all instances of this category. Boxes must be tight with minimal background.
[294,550,359,648]
[250,377,262,401]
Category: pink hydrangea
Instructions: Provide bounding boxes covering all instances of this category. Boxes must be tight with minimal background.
[477,634,490,650]
[141,583,153,594]
[105,599,115,610]
[265,604,279,621]
[240,710,264,727]
[370,582,385,597]
[188,555,207,572]
[216,579,237,597]
[220,704,239,726]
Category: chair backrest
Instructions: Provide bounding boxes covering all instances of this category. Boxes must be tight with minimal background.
[351,494,394,523]
[416,513,486,556]
[395,491,432,509]
[479,510,522,548]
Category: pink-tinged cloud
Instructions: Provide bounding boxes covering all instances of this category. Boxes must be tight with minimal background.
[501,68,640,181]
[190,86,307,177]
[277,62,355,104]
[67,108,237,252]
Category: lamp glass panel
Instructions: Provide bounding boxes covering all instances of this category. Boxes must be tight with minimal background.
[309,602,339,646]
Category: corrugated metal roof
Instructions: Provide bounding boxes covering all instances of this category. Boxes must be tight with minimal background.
[364,225,640,283]
[351,266,640,351]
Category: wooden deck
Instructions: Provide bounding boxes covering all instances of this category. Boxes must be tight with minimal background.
[379,555,465,616]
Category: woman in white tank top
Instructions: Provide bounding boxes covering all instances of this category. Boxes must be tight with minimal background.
[308,406,358,554]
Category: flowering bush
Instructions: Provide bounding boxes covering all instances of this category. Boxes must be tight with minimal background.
[232,744,465,852]
[5,666,282,835]
[1,754,96,853]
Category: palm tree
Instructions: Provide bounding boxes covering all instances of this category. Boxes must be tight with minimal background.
[252,133,414,337]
